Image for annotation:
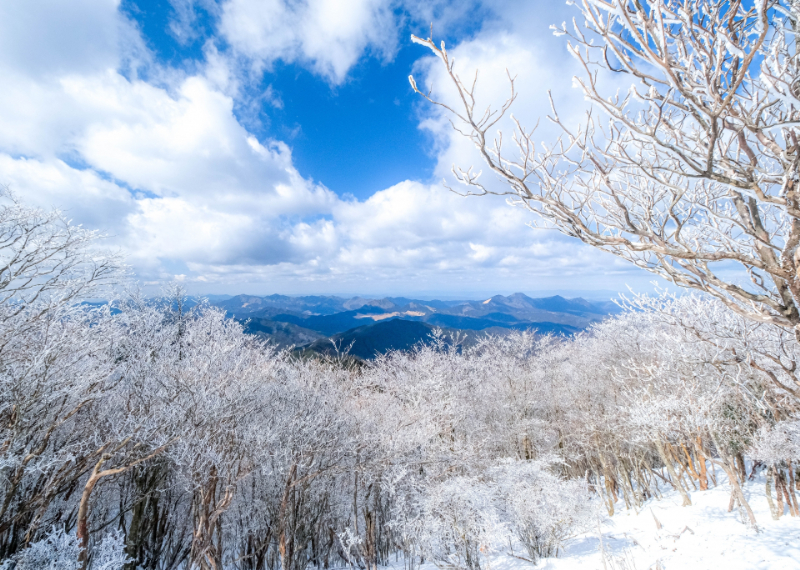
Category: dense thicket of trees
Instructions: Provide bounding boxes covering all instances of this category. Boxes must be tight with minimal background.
[1,192,799,570]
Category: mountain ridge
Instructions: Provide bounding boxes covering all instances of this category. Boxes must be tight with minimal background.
[207,292,619,358]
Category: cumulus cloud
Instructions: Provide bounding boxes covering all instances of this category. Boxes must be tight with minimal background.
[219,0,398,83]
[0,155,134,232]
[0,0,123,78]
[162,179,639,295]
[0,1,336,276]
[0,0,652,296]
[409,1,590,188]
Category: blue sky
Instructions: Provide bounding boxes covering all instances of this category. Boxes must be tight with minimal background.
[249,50,435,199]
[0,0,657,298]
[120,0,484,199]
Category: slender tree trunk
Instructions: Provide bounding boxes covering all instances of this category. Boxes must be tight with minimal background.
[718,457,758,529]
[735,453,747,485]
[125,481,147,570]
[279,463,298,570]
[787,461,800,515]
[353,467,359,538]
[654,440,692,506]
[689,438,708,491]
[77,440,172,570]
[593,460,614,516]
[766,466,779,520]
[592,466,614,516]
[776,468,797,517]
[77,466,103,570]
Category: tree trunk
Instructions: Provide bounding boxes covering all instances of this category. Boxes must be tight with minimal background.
[77,467,103,570]
[78,441,173,569]
[735,453,747,485]
[124,485,146,569]
[766,466,779,520]
[776,468,797,517]
[654,440,692,506]
[787,461,800,515]
[693,438,709,491]
[719,458,759,530]
[279,463,298,570]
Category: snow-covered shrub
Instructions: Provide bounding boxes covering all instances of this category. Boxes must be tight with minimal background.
[6,173,800,567]
[397,460,595,569]
[492,460,595,562]
[751,420,800,464]
[0,527,129,570]
[89,531,131,570]
[411,476,506,570]
[0,527,80,570]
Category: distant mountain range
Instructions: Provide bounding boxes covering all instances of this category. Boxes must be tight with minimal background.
[206,292,620,359]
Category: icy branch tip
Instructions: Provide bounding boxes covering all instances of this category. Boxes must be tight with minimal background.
[410,34,429,47]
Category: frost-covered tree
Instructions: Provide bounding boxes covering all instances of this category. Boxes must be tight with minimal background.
[0,192,123,560]
[410,1,800,340]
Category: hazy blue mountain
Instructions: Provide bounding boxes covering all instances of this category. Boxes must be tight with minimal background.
[241,318,323,349]
[384,297,468,309]
[201,294,234,302]
[208,291,618,355]
[213,294,546,319]
[270,306,389,336]
[215,294,349,317]
[437,295,609,327]
[424,313,580,334]
[300,319,438,360]
[295,318,582,360]
[342,297,398,311]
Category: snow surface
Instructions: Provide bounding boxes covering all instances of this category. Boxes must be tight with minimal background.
[536,474,800,570]
[403,470,800,570]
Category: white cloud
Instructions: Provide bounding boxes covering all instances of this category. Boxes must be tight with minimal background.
[6,66,346,274]
[410,4,589,187]
[219,0,398,83]
[257,180,643,294]
[0,0,122,78]
[0,1,339,282]
[0,0,653,296]
[0,155,134,232]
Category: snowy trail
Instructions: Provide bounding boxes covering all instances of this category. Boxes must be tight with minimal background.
[406,471,800,570]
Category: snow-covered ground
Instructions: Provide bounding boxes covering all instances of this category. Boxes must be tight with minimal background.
[540,474,800,570]
[411,470,800,570]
